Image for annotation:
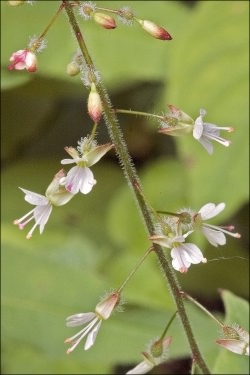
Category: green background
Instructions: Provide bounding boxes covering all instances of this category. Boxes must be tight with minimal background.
[1,1,249,374]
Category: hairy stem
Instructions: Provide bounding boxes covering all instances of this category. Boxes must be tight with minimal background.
[63,2,210,373]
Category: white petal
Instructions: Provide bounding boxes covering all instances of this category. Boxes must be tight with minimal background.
[19,188,48,205]
[63,166,96,195]
[181,243,205,264]
[66,312,96,327]
[196,136,214,154]
[84,320,102,350]
[193,115,204,140]
[79,167,97,194]
[202,227,226,247]
[61,158,80,165]
[171,247,190,272]
[216,339,249,356]
[33,204,52,233]
[126,361,154,374]
[199,202,225,220]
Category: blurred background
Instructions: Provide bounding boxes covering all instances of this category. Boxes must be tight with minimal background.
[1,1,249,374]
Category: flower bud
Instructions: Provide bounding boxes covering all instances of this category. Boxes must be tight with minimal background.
[66,61,80,76]
[87,82,103,123]
[8,49,37,72]
[136,18,172,40]
[93,12,117,29]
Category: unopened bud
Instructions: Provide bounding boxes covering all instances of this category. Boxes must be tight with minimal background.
[67,61,80,76]
[8,49,37,72]
[93,12,117,29]
[87,82,103,123]
[136,18,172,40]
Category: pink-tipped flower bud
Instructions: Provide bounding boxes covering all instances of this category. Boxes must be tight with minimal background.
[137,19,172,40]
[87,82,103,123]
[93,12,117,29]
[8,49,37,72]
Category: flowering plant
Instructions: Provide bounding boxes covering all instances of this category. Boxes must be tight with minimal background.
[2,1,249,375]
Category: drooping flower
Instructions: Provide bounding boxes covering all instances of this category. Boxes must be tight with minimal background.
[149,231,207,273]
[193,109,234,154]
[126,336,172,374]
[8,49,37,72]
[60,137,114,194]
[216,324,249,356]
[192,202,241,247]
[13,170,74,239]
[65,291,121,353]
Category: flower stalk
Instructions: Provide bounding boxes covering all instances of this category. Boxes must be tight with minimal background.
[63,2,210,373]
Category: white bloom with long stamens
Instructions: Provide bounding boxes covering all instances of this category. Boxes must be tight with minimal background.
[193,109,234,154]
[193,203,241,247]
[13,170,74,239]
[65,291,120,353]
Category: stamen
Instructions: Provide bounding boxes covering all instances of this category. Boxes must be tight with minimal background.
[13,208,36,225]
[204,223,241,238]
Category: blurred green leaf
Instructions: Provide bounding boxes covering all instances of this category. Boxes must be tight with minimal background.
[161,1,249,217]
[106,158,188,251]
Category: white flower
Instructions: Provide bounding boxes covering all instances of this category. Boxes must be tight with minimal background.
[149,231,207,273]
[193,109,234,154]
[13,170,74,239]
[194,203,241,247]
[216,324,249,356]
[126,337,172,374]
[60,138,113,195]
[65,291,120,353]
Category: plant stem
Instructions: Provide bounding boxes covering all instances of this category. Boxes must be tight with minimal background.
[63,2,210,373]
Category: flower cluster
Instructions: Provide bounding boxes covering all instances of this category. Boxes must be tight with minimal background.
[150,203,240,273]
[77,1,172,39]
